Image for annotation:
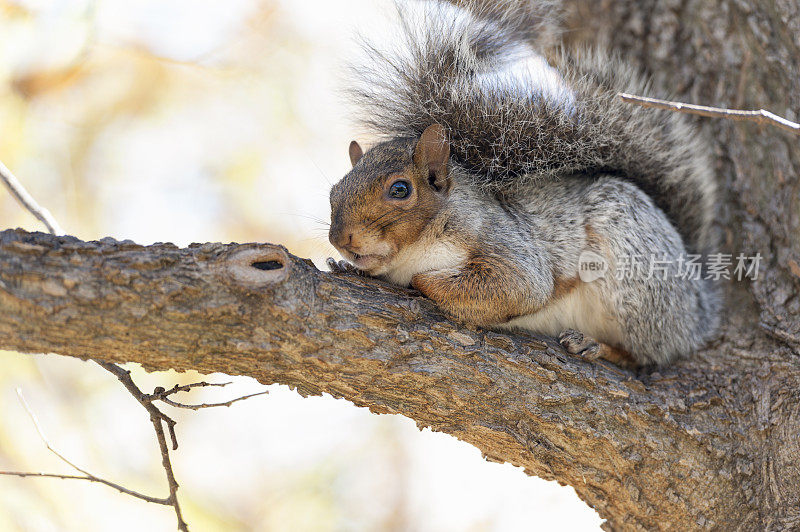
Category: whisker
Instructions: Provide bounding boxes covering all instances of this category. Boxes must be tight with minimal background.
[300,235,329,243]
[363,210,395,231]
[373,211,412,233]
[376,209,434,231]
[284,212,331,226]
[303,153,335,186]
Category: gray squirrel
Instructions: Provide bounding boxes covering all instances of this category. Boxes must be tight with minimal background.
[327,1,720,366]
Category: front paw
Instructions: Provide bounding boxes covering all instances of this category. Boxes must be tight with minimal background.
[558,329,602,361]
[326,257,364,276]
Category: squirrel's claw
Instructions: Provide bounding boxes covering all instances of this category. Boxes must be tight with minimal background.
[326,257,363,275]
[558,329,602,361]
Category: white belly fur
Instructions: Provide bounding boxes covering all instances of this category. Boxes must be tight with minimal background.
[384,239,468,287]
[501,282,624,346]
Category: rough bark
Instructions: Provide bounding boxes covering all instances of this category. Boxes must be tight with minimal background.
[2,1,799,530]
[0,226,795,532]
[553,2,800,528]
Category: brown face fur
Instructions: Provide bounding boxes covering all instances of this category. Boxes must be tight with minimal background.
[329,125,451,274]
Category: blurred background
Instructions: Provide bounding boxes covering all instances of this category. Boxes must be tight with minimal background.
[0,0,602,530]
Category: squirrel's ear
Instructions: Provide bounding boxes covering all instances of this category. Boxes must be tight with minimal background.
[348,140,364,167]
[414,124,450,192]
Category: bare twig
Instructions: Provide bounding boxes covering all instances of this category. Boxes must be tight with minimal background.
[95,361,189,532]
[154,381,233,395]
[0,471,172,503]
[158,391,269,411]
[1,373,269,531]
[0,161,65,235]
[144,381,268,410]
[619,92,800,136]
[0,389,170,505]
[0,472,88,481]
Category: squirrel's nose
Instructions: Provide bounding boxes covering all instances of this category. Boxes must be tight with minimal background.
[330,229,354,251]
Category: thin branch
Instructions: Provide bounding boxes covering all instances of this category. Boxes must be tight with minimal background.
[158,391,269,411]
[146,381,268,410]
[0,389,170,505]
[95,361,189,532]
[0,161,65,235]
[154,381,233,396]
[16,388,89,474]
[618,92,800,136]
[0,472,91,481]
[0,470,170,504]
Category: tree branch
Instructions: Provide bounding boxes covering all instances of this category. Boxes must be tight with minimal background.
[0,471,170,503]
[149,382,269,410]
[618,92,800,135]
[1,228,793,531]
[0,365,268,529]
[0,389,171,505]
[0,159,196,530]
[94,360,189,531]
[0,161,64,235]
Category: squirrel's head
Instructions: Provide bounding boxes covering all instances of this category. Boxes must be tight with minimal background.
[329,124,451,274]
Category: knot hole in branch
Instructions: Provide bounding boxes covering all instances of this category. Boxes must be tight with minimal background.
[221,246,290,287]
[251,260,283,271]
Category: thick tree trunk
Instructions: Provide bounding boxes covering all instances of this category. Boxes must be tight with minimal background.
[1,1,799,530]
[557,2,800,528]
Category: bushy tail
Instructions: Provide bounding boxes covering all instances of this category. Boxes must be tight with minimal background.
[347,1,717,254]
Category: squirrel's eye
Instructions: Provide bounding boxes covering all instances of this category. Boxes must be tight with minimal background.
[388,180,411,199]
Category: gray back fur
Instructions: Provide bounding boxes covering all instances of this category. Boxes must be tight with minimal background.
[347,1,718,255]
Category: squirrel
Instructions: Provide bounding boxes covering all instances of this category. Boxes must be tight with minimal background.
[326,1,720,367]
